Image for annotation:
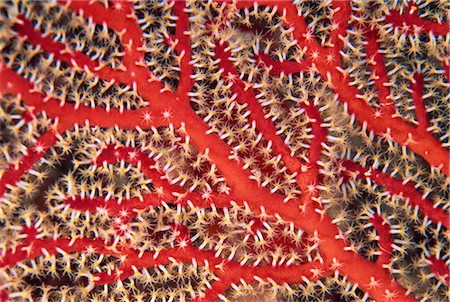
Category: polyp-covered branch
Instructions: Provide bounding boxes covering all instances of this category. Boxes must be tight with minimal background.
[62,0,157,85]
[13,16,126,88]
[343,160,449,229]
[385,4,450,35]
[364,29,396,112]
[240,1,448,172]
[0,65,168,130]
[215,42,303,173]
[172,1,194,94]
[370,214,393,266]
[0,129,64,197]
[255,51,311,76]
[328,0,352,51]
[196,259,327,302]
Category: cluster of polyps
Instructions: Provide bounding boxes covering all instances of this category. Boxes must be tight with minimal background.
[0,0,448,301]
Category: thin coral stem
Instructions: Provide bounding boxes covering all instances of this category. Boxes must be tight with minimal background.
[65,191,233,217]
[90,225,225,285]
[91,241,225,286]
[61,0,158,89]
[94,144,184,193]
[172,1,194,94]
[0,237,122,268]
[255,51,311,75]
[296,103,327,202]
[0,128,66,197]
[364,29,396,113]
[328,0,352,51]
[14,16,132,89]
[410,73,429,129]
[371,214,393,266]
[385,5,450,35]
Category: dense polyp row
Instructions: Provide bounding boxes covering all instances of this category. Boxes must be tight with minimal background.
[0,0,449,302]
[20,0,124,68]
[0,94,52,173]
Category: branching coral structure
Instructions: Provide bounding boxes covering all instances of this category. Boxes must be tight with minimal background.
[0,0,449,301]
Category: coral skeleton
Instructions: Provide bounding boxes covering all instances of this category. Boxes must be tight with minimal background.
[0,0,449,301]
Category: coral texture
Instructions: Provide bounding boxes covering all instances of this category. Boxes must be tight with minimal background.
[0,0,449,301]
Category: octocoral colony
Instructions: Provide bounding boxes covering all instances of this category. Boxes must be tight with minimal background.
[0,0,448,301]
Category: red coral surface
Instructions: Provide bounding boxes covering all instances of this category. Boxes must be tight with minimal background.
[0,1,448,301]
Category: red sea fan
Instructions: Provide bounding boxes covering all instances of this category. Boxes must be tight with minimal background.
[0,0,448,301]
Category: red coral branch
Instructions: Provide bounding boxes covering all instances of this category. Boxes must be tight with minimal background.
[385,5,450,35]
[410,73,429,129]
[0,63,168,129]
[194,259,328,302]
[13,16,136,91]
[343,161,449,229]
[370,214,393,266]
[0,237,122,268]
[172,1,194,94]
[65,192,233,217]
[428,256,450,285]
[0,129,64,197]
[364,29,396,112]
[328,0,352,51]
[255,51,311,75]
[296,103,327,208]
[62,0,151,78]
